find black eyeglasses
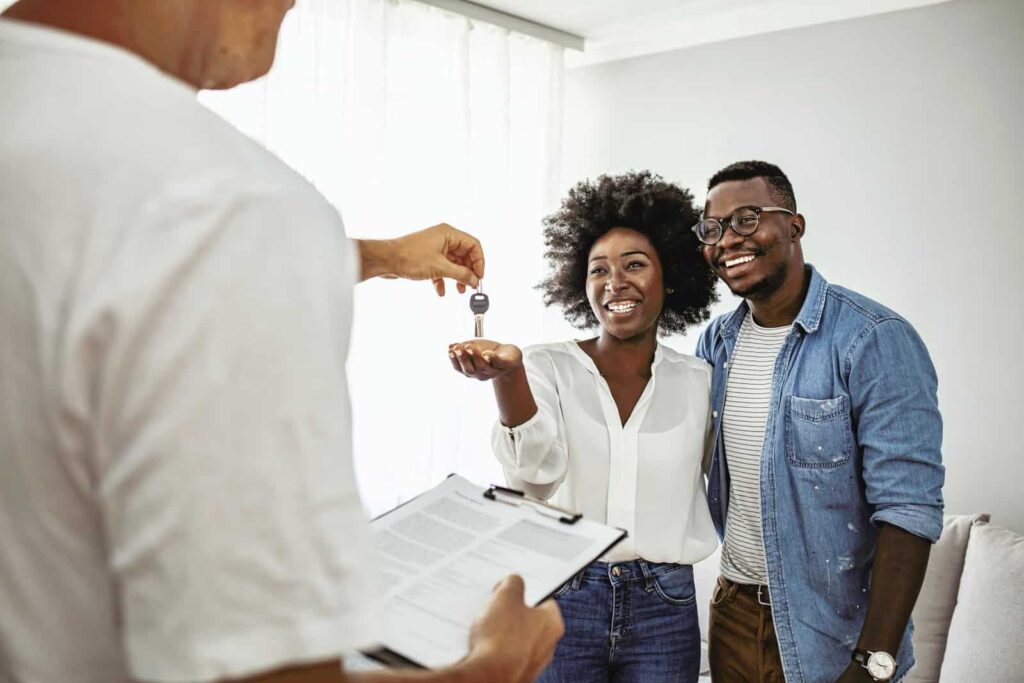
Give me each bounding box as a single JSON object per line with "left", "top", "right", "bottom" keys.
{"left": 692, "top": 206, "right": 795, "bottom": 246}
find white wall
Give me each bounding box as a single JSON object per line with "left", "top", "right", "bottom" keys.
{"left": 562, "top": 0, "right": 1024, "bottom": 532}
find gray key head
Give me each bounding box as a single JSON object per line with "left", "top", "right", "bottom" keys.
{"left": 470, "top": 292, "right": 490, "bottom": 314}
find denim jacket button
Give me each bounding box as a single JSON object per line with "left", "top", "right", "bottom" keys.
{"left": 713, "top": 411, "right": 719, "bottom": 418}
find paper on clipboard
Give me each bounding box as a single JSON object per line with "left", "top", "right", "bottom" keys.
{"left": 364, "top": 474, "right": 626, "bottom": 669}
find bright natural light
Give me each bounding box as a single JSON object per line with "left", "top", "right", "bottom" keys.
{"left": 200, "top": 0, "right": 571, "bottom": 516}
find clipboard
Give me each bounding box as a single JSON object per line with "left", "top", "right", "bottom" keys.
{"left": 483, "top": 484, "right": 583, "bottom": 525}
{"left": 362, "top": 474, "right": 627, "bottom": 670}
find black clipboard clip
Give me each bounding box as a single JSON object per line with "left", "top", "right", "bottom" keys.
{"left": 483, "top": 484, "right": 583, "bottom": 525}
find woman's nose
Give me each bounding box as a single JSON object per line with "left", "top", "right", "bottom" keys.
{"left": 604, "top": 276, "right": 627, "bottom": 292}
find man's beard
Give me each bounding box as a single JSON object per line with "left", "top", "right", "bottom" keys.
{"left": 728, "top": 258, "right": 789, "bottom": 301}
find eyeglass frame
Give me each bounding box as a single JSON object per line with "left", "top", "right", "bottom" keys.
{"left": 691, "top": 205, "right": 796, "bottom": 246}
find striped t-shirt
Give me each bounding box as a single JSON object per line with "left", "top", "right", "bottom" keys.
{"left": 720, "top": 312, "right": 792, "bottom": 586}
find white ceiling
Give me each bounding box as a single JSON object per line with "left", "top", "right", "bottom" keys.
{"left": 0, "top": 0, "right": 958, "bottom": 68}
{"left": 472, "top": 0, "right": 955, "bottom": 67}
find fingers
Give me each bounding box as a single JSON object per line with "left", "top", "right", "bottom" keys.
{"left": 449, "top": 342, "right": 506, "bottom": 380}
{"left": 447, "top": 346, "right": 464, "bottom": 374}
{"left": 434, "top": 261, "right": 480, "bottom": 292}
{"left": 493, "top": 574, "right": 526, "bottom": 604}
{"left": 430, "top": 223, "right": 483, "bottom": 292}
{"left": 449, "top": 343, "right": 483, "bottom": 378}
{"left": 536, "top": 599, "right": 565, "bottom": 638}
{"left": 441, "top": 224, "right": 486, "bottom": 281}
{"left": 433, "top": 278, "right": 445, "bottom": 297}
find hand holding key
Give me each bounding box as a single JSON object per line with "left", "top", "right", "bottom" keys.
{"left": 448, "top": 339, "right": 523, "bottom": 381}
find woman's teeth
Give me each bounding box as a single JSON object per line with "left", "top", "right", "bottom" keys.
{"left": 607, "top": 301, "right": 639, "bottom": 313}
{"left": 724, "top": 255, "right": 755, "bottom": 268}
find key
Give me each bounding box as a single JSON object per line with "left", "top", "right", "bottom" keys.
{"left": 469, "top": 283, "right": 489, "bottom": 338}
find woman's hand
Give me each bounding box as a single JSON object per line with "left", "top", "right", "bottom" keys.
{"left": 449, "top": 340, "right": 523, "bottom": 381}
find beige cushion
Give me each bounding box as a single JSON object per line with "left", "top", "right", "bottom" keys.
{"left": 939, "top": 521, "right": 1024, "bottom": 681}
{"left": 905, "top": 513, "right": 989, "bottom": 682}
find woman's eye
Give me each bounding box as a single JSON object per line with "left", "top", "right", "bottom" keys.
{"left": 626, "top": 261, "right": 645, "bottom": 269}
{"left": 590, "top": 267, "right": 607, "bottom": 275}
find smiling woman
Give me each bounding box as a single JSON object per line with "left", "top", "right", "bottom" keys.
{"left": 446, "top": 171, "right": 720, "bottom": 683}
{"left": 541, "top": 170, "right": 718, "bottom": 333}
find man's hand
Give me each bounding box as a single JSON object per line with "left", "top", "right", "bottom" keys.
{"left": 461, "top": 575, "right": 564, "bottom": 683}
{"left": 448, "top": 340, "right": 524, "bottom": 381}
{"left": 357, "top": 224, "right": 485, "bottom": 296}
{"left": 220, "top": 575, "right": 562, "bottom": 683}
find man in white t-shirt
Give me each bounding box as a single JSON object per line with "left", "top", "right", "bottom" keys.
{"left": 0, "top": 1, "right": 562, "bottom": 682}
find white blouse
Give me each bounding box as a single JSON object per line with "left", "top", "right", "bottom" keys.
{"left": 492, "top": 341, "right": 719, "bottom": 564}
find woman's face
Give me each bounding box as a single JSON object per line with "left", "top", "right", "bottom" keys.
{"left": 585, "top": 227, "right": 665, "bottom": 341}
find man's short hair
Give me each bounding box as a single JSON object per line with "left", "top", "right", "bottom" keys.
{"left": 708, "top": 160, "right": 797, "bottom": 212}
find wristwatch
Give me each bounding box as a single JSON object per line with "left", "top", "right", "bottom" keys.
{"left": 852, "top": 649, "right": 897, "bottom": 681}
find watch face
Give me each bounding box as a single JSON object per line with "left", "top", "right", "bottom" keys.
{"left": 867, "top": 652, "right": 897, "bottom": 679}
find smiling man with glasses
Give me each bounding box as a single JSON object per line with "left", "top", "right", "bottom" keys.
{"left": 693, "top": 161, "right": 944, "bottom": 682}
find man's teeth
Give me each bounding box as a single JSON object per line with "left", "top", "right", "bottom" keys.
{"left": 724, "top": 255, "right": 755, "bottom": 268}
{"left": 607, "top": 301, "right": 639, "bottom": 313}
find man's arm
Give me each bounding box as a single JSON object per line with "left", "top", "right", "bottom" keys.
{"left": 356, "top": 223, "right": 485, "bottom": 296}
{"left": 838, "top": 318, "right": 944, "bottom": 681}
{"left": 836, "top": 524, "right": 931, "bottom": 682}
{"left": 225, "top": 576, "right": 564, "bottom": 683}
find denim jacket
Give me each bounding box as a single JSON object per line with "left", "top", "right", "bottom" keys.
{"left": 696, "top": 265, "right": 944, "bottom": 682}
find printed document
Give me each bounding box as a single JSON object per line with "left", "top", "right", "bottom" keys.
{"left": 366, "top": 474, "right": 626, "bottom": 668}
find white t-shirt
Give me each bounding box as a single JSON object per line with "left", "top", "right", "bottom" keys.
{"left": 0, "top": 19, "right": 379, "bottom": 683}
{"left": 719, "top": 313, "right": 792, "bottom": 585}
{"left": 493, "top": 341, "right": 719, "bottom": 564}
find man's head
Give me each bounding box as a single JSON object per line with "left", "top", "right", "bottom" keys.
{"left": 2, "top": 0, "right": 295, "bottom": 89}
{"left": 699, "top": 160, "right": 806, "bottom": 301}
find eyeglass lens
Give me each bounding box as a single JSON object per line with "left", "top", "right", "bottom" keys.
{"left": 699, "top": 208, "right": 759, "bottom": 244}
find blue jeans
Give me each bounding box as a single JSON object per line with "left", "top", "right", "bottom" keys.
{"left": 538, "top": 559, "right": 701, "bottom": 683}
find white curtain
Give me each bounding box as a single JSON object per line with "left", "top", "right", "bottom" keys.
{"left": 200, "top": 0, "right": 567, "bottom": 515}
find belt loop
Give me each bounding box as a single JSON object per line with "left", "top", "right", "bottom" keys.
{"left": 570, "top": 567, "right": 585, "bottom": 590}
{"left": 724, "top": 576, "right": 739, "bottom": 603}
{"left": 757, "top": 584, "right": 771, "bottom": 607}
{"left": 637, "top": 558, "right": 656, "bottom": 592}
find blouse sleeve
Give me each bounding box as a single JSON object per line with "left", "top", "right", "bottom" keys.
{"left": 489, "top": 348, "right": 567, "bottom": 501}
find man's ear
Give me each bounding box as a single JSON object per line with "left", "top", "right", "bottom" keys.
{"left": 791, "top": 214, "right": 806, "bottom": 241}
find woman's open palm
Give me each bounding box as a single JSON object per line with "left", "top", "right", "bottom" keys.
{"left": 448, "top": 339, "right": 523, "bottom": 381}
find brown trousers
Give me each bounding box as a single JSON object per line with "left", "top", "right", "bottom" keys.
{"left": 708, "top": 576, "right": 786, "bottom": 683}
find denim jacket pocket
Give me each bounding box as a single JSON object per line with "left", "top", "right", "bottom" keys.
{"left": 784, "top": 395, "right": 853, "bottom": 468}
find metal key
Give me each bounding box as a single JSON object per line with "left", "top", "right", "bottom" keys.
{"left": 469, "top": 283, "right": 490, "bottom": 338}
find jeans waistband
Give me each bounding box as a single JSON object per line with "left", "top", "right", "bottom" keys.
{"left": 569, "top": 559, "right": 693, "bottom": 591}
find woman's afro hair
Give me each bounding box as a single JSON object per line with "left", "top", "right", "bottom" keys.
{"left": 538, "top": 170, "right": 718, "bottom": 334}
